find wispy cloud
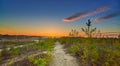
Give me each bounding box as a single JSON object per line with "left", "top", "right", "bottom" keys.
{"left": 94, "top": 13, "right": 120, "bottom": 22}
{"left": 63, "top": 6, "right": 109, "bottom": 22}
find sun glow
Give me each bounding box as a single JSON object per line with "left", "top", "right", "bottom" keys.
{"left": 0, "top": 20, "right": 69, "bottom": 37}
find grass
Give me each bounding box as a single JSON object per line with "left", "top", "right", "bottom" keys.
{"left": 0, "top": 40, "right": 35, "bottom": 49}
{"left": 8, "top": 53, "right": 51, "bottom": 66}
{"left": 28, "top": 54, "right": 51, "bottom": 66}
{"left": 1, "top": 37, "right": 119, "bottom": 66}
{"left": 58, "top": 37, "right": 120, "bottom": 66}
{"left": 0, "top": 38, "right": 55, "bottom": 66}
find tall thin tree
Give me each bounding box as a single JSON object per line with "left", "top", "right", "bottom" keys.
{"left": 81, "top": 19, "right": 96, "bottom": 38}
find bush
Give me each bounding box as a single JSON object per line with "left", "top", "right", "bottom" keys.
{"left": 9, "top": 47, "right": 21, "bottom": 57}
{"left": 69, "top": 44, "right": 80, "bottom": 54}
{"left": 59, "top": 37, "right": 120, "bottom": 66}
{"left": 28, "top": 54, "right": 51, "bottom": 66}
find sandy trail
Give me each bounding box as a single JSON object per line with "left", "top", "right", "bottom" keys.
{"left": 50, "top": 42, "right": 79, "bottom": 66}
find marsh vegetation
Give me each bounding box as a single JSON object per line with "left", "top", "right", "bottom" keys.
{"left": 0, "top": 38, "right": 55, "bottom": 66}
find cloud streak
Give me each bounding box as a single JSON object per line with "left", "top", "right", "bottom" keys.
{"left": 63, "top": 6, "right": 109, "bottom": 22}
{"left": 94, "top": 13, "right": 120, "bottom": 22}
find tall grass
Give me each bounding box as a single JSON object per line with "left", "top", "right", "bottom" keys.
{"left": 58, "top": 37, "right": 120, "bottom": 66}
{"left": 0, "top": 38, "right": 55, "bottom": 66}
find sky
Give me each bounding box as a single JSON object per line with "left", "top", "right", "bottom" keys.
{"left": 0, "top": 0, "right": 120, "bottom": 36}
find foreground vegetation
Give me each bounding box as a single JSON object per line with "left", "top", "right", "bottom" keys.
{"left": 0, "top": 40, "right": 35, "bottom": 49}
{"left": 0, "top": 38, "right": 55, "bottom": 66}
{"left": 58, "top": 37, "right": 120, "bottom": 66}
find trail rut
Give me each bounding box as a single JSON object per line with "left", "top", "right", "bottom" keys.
{"left": 50, "top": 42, "right": 79, "bottom": 66}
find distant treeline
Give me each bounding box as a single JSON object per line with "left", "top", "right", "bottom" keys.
{"left": 0, "top": 34, "right": 41, "bottom": 40}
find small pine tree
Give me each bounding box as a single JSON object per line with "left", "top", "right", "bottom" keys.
{"left": 81, "top": 19, "right": 96, "bottom": 38}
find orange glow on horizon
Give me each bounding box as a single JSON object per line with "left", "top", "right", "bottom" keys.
{"left": 0, "top": 28, "right": 87, "bottom": 37}
{"left": 0, "top": 29, "right": 68, "bottom": 37}
{"left": 0, "top": 31, "right": 67, "bottom": 37}
{"left": 0, "top": 21, "right": 69, "bottom": 37}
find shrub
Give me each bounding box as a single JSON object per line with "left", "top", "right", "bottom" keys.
{"left": 28, "top": 54, "right": 51, "bottom": 66}
{"left": 59, "top": 37, "right": 120, "bottom": 66}
{"left": 69, "top": 44, "right": 80, "bottom": 54}
{"left": 9, "top": 47, "right": 21, "bottom": 57}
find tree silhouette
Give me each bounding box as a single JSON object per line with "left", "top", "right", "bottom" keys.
{"left": 81, "top": 19, "right": 96, "bottom": 38}
{"left": 69, "top": 29, "right": 79, "bottom": 37}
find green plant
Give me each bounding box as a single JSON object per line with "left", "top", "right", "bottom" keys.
{"left": 58, "top": 37, "right": 120, "bottom": 66}
{"left": 28, "top": 55, "right": 34, "bottom": 62}
{"left": 38, "top": 38, "right": 54, "bottom": 52}
{"left": 81, "top": 47, "right": 89, "bottom": 66}
{"left": 34, "top": 58, "right": 47, "bottom": 66}
{"left": 28, "top": 54, "right": 51, "bottom": 66}
{"left": 91, "top": 44, "right": 99, "bottom": 64}
{"left": 9, "top": 47, "right": 21, "bottom": 57}
{"left": 69, "top": 44, "right": 79, "bottom": 54}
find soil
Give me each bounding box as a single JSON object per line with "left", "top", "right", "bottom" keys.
{"left": 50, "top": 42, "right": 79, "bottom": 66}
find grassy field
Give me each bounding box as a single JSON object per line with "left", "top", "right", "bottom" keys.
{"left": 0, "top": 38, "right": 55, "bottom": 66}
{"left": 0, "top": 37, "right": 120, "bottom": 66}
{"left": 58, "top": 37, "right": 120, "bottom": 66}
{"left": 0, "top": 40, "right": 35, "bottom": 49}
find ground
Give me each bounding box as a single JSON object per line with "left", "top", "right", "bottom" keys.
{"left": 50, "top": 42, "right": 79, "bottom": 66}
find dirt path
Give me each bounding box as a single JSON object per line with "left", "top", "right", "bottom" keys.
{"left": 50, "top": 42, "right": 79, "bottom": 66}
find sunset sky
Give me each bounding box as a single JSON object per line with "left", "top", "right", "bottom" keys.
{"left": 0, "top": 0, "right": 120, "bottom": 36}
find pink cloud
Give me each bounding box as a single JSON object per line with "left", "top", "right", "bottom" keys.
{"left": 63, "top": 6, "right": 109, "bottom": 22}
{"left": 94, "top": 13, "right": 120, "bottom": 22}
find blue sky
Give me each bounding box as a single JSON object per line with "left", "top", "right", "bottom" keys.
{"left": 0, "top": 0, "right": 120, "bottom": 36}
